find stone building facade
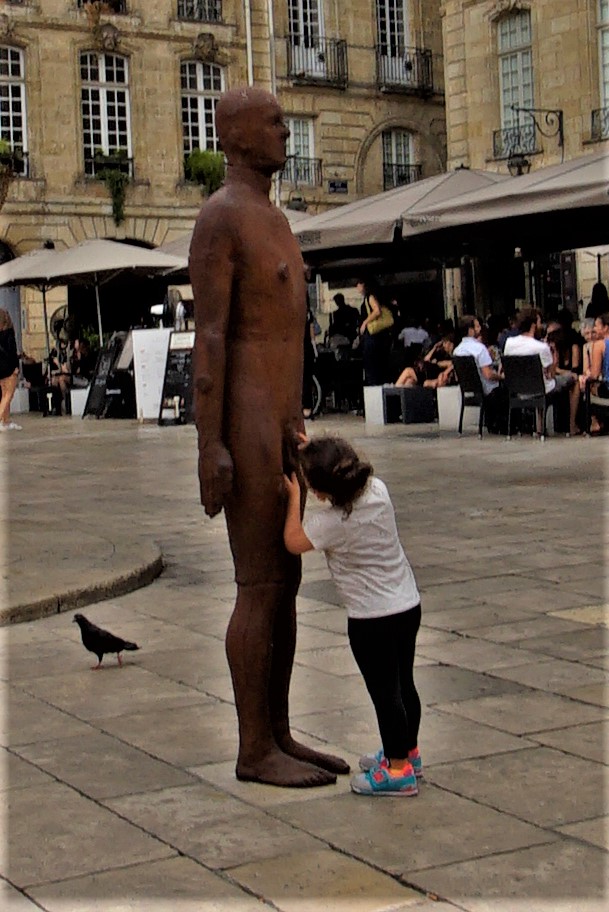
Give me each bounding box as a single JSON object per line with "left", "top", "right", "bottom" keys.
{"left": 0, "top": 0, "right": 446, "bottom": 356}
{"left": 440, "top": 0, "right": 609, "bottom": 310}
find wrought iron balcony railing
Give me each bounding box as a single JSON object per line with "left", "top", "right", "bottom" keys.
{"left": 85, "top": 153, "right": 133, "bottom": 179}
{"left": 286, "top": 38, "right": 348, "bottom": 89}
{"left": 77, "top": 0, "right": 127, "bottom": 11}
{"left": 177, "top": 0, "right": 222, "bottom": 22}
{"left": 492, "top": 124, "right": 539, "bottom": 159}
{"left": 281, "top": 156, "right": 322, "bottom": 187}
{"left": 591, "top": 107, "right": 609, "bottom": 142}
{"left": 0, "top": 149, "right": 29, "bottom": 177}
{"left": 383, "top": 162, "right": 422, "bottom": 191}
{"left": 376, "top": 46, "right": 433, "bottom": 95}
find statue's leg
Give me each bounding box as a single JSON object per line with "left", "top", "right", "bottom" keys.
{"left": 269, "top": 565, "right": 350, "bottom": 775}
{"left": 226, "top": 580, "right": 336, "bottom": 787}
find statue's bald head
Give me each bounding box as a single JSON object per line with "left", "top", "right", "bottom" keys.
{"left": 215, "top": 86, "right": 287, "bottom": 171}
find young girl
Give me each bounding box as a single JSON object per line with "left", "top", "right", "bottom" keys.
{"left": 284, "top": 434, "right": 422, "bottom": 797}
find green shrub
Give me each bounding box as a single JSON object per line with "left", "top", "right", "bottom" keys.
{"left": 184, "top": 148, "right": 225, "bottom": 195}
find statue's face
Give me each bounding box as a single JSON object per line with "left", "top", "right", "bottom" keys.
{"left": 222, "top": 96, "right": 290, "bottom": 175}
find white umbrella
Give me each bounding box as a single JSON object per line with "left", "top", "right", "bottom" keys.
{"left": 291, "top": 168, "right": 510, "bottom": 255}
{"left": 0, "top": 240, "right": 187, "bottom": 370}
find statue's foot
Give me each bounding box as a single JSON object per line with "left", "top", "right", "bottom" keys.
{"left": 236, "top": 749, "right": 337, "bottom": 788}
{"left": 278, "top": 736, "right": 350, "bottom": 775}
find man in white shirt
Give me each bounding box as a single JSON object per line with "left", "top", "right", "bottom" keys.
{"left": 503, "top": 314, "right": 555, "bottom": 393}
{"left": 398, "top": 321, "right": 430, "bottom": 350}
{"left": 453, "top": 315, "right": 506, "bottom": 433}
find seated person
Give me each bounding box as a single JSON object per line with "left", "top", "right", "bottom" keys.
{"left": 70, "top": 338, "right": 95, "bottom": 388}
{"left": 453, "top": 315, "right": 506, "bottom": 432}
{"left": 395, "top": 330, "right": 455, "bottom": 389}
{"left": 49, "top": 339, "right": 73, "bottom": 410}
{"left": 581, "top": 314, "right": 609, "bottom": 433}
{"left": 545, "top": 324, "right": 581, "bottom": 435}
{"left": 328, "top": 293, "right": 358, "bottom": 347}
{"left": 504, "top": 315, "right": 579, "bottom": 435}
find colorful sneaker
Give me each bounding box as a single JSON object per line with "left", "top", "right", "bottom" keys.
{"left": 359, "top": 746, "right": 423, "bottom": 778}
{"left": 351, "top": 763, "right": 418, "bottom": 797}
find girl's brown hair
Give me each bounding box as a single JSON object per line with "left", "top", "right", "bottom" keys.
{"left": 0, "top": 308, "right": 13, "bottom": 331}
{"left": 299, "top": 436, "right": 372, "bottom": 517}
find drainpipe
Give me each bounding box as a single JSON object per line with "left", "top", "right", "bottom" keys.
{"left": 244, "top": 0, "right": 254, "bottom": 86}
{"left": 266, "top": 0, "right": 282, "bottom": 205}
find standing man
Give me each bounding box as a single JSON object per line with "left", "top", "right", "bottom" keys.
{"left": 189, "top": 86, "right": 348, "bottom": 788}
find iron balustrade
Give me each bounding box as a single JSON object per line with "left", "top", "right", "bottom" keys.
{"left": 281, "top": 156, "right": 322, "bottom": 187}
{"left": 177, "top": 0, "right": 222, "bottom": 22}
{"left": 77, "top": 0, "right": 128, "bottom": 11}
{"left": 383, "top": 162, "right": 422, "bottom": 191}
{"left": 0, "top": 149, "right": 29, "bottom": 177}
{"left": 286, "top": 38, "right": 348, "bottom": 88}
{"left": 85, "top": 154, "right": 133, "bottom": 178}
{"left": 591, "top": 107, "right": 609, "bottom": 142}
{"left": 376, "top": 46, "right": 433, "bottom": 95}
{"left": 492, "top": 123, "right": 538, "bottom": 159}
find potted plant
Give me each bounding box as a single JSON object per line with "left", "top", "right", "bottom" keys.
{"left": 184, "top": 148, "right": 225, "bottom": 196}
{"left": 93, "top": 148, "right": 131, "bottom": 225}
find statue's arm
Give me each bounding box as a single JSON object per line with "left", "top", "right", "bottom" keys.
{"left": 190, "top": 211, "right": 235, "bottom": 517}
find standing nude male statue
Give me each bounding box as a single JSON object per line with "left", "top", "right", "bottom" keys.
{"left": 189, "top": 86, "right": 349, "bottom": 787}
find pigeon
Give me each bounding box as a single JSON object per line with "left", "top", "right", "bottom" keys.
{"left": 72, "top": 613, "right": 140, "bottom": 669}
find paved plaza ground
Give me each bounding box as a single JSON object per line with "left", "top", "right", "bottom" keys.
{"left": 0, "top": 413, "right": 607, "bottom": 911}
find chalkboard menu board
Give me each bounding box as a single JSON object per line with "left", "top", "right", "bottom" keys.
{"left": 158, "top": 330, "right": 195, "bottom": 425}
{"left": 84, "top": 333, "right": 127, "bottom": 418}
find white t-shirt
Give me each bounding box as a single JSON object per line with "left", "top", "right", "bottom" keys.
{"left": 398, "top": 327, "right": 429, "bottom": 348}
{"left": 303, "top": 476, "right": 420, "bottom": 620}
{"left": 453, "top": 336, "right": 498, "bottom": 396}
{"left": 503, "top": 334, "right": 555, "bottom": 393}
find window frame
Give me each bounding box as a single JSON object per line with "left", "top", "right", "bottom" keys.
{"left": 284, "top": 116, "right": 317, "bottom": 186}
{"left": 0, "top": 45, "right": 28, "bottom": 175}
{"left": 80, "top": 50, "right": 132, "bottom": 177}
{"left": 599, "top": 0, "right": 609, "bottom": 108}
{"left": 382, "top": 128, "right": 416, "bottom": 189}
{"left": 180, "top": 59, "right": 224, "bottom": 161}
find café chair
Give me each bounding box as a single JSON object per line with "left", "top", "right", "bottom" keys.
{"left": 452, "top": 355, "right": 486, "bottom": 437}
{"left": 584, "top": 377, "right": 609, "bottom": 435}
{"left": 502, "top": 354, "right": 547, "bottom": 441}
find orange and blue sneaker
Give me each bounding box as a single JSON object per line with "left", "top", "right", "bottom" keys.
{"left": 359, "top": 746, "right": 423, "bottom": 779}
{"left": 350, "top": 762, "right": 418, "bottom": 797}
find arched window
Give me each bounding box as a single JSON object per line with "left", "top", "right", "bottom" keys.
{"left": 180, "top": 60, "right": 224, "bottom": 157}
{"left": 0, "top": 45, "right": 28, "bottom": 175}
{"left": 382, "top": 129, "right": 420, "bottom": 189}
{"left": 80, "top": 51, "right": 132, "bottom": 176}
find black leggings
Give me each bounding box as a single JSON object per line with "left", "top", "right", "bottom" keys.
{"left": 348, "top": 605, "right": 421, "bottom": 760}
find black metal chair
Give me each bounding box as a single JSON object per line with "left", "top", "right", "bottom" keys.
{"left": 501, "top": 354, "right": 548, "bottom": 441}
{"left": 584, "top": 378, "right": 609, "bottom": 434}
{"left": 452, "top": 355, "right": 486, "bottom": 437}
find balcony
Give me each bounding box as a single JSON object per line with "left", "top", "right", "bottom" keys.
{"left": 383, "top": 163, "right": 422, "bottom": 191}
{"left": 177, "top": 0, "right": 222, "bottom": 22}
{"left": 0, "top": 149, "right": 29, "bottom": 177}
{"left": 286, "top": 38, "right": 348, "bottom": 89}
{"left": 492, "top": 124, "right": 540, "bottom": 159}
{"left": 85, "top": 152, "right": 133, "bottom": 179}
{"left": 376, "top": 46, "right": 433, "bottom": 96}
{"left": 281, "top": 156, "right": 322, "bottom": 187}
{"left": 77, "top": 0, "right": 127, "bottom": 11}
{"left": 591, "top": 107, "right": 609, "bottom": 142}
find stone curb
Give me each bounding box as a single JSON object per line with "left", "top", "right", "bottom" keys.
{"left": 1, "top": 549, "right": 164, "bottom": 626}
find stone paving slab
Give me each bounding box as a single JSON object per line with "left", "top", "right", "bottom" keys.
{"left": 1, "top": 416, "right": 607, "bottom": 910}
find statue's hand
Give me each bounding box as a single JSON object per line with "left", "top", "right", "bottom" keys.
{"left": 199, "top": 443, "right": 234, "bottom": 517}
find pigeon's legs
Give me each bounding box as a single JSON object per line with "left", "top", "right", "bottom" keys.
{"left": 226, "top": 580, "right": 336, "bottom": 787}
{"left": 117, "top": 653, "right": 123, "bottom": 667}
{"left": 91, "top": 660, "right": 103, "bottom": 670}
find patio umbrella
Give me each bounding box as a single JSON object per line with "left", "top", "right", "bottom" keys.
{"left": 292, "top": 168, "right": 510, "bottom": 257}
{"left": 402, "top": 150, "right": 609, "bottom": 252}
{"left": 0, "top": 239, "right": 187, "bottom": 373}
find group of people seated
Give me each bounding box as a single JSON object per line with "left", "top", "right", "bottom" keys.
{"left": 434, "top": 303, "right": 609, "bottom": 436}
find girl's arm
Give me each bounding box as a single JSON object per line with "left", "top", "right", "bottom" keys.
{"left": 283, "top": 473, "right": 315, "bottom": 555}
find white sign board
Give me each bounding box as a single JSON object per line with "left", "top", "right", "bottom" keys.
{"left": 132, "top": 328, "right": 172, "bottom": 420}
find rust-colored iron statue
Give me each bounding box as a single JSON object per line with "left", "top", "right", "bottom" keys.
{"left": 189, "top": 86, "right": 348, "bottom": 787}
